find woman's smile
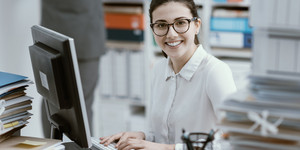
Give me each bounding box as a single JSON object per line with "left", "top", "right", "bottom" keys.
{"left": 165, "top": 40, "right": 183, "bottom": 47}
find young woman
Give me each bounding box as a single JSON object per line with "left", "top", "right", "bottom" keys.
{"left": 100, "top": 0, "right": 236, "bottom": 149}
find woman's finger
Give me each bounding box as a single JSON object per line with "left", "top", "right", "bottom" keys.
{"left": 104, "top": 133, "right": 123, "bottom": 146}
{"left": 115, "top": 133, "right": 129, "bottom": 148}
{"left": 99, "top": 136, "right": 111, "bottom": 144}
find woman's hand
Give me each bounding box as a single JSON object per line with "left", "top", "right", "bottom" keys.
{"left": 117, "top": 138, "right": 175, "bottom": 150}
{"left": 100, "top": 131, "right": 145, "bottom": 146}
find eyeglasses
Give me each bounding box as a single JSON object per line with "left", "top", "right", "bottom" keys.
{"left": 150, "top": 17, "right": 198, "bottom": 37}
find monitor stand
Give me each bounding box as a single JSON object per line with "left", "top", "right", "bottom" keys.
{"left": 45, "top": 100, "right": 95, "bottom": 150}
{"left": 50, "top": 117, "right": 94, "bottom": 150}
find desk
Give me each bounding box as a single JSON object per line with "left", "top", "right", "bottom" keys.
{"left": 0, "top": 136, "right": 61, "bottom": 150}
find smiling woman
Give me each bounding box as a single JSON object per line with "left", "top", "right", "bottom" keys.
{"left": 98, "top": 0, "right": 237, "bottom": 150}
{"left": 150, "top": 1, "right": 201, "bottom": 73}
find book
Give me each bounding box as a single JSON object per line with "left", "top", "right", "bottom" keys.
{"left": 128, "top": 51, "right": 144, "bottom": 100}
{"left": 210, "top": 31, "right": 244, "bottom": 48}
{"left": 227, "top": 132, "right": 300, "bottom": 150}
{"left": 1, "top": 112, "right": 32, "bottom": 124}
{"left": 100, "top": 51, "right": 114, "bottom": 97}
{"left": 213, "top": 9, "right": 249, "bottom": 18}
{"left": 219, "top": 118, "right": 300, "bottom": 141}
{"left": 213, "top": 0, "right": 226, "bottom": 2}
{"left": 227, "top": 0, "right": 244, "bottom": 2}
{"left": 1, "top": 112, "right": 31, "bottom": 121}
{"left": 0, "top": 80, "right": 33, "bottom": 96}
{"left": 105, "top": 13, "right": 144, "bottom": 30}
{"left": 0, "top": 71, "right": 33, "bottom": 142}
{"left": 0, "top": 120, "right": 28, "bottom": 135}
{"left": 210, "top": 17, "right": 253, "bottom": 33}
{"left": 107, "top": 29, "right": 144, "bottom": 42}
{"left": 113, "top": 50, "right": 129, "bottom": 98}
{"left": 0, "top": 104, "right": 32, "bottom": 119}
{"left": 0, "top": 91, "right": 26, "bottom": 101}
{"left": 106, "top": 41, "right": 144, "bottom": 50}
{"left": 5, "top": 100, "right": 32, "bottom": 111}
{"left": 1, "top": 96, "right": 33, "bottom": 108}
{"left": 104, "top": 5, "right": 143, "bottom": 14}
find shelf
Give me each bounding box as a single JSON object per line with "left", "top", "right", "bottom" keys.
{"left": 211, "top": 47, "right": 252, "bottom": 59}
{"left": 103, "top": 0, "right": 144, "bottom": 4}
{"left": 130, "top": 100, "right": 146, "bottom": 107}
{"left": 212, "top": 2, "right": 250, "bottom": 8}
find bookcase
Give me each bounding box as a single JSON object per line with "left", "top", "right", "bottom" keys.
{"left": 96, "top": 0, "right": 252, "bottom": 137}
{"left": 194, "top": 0, "right": 252, "bottom": 59}
{"left": 97, "top": 0, "right": 151, "bottom": 137}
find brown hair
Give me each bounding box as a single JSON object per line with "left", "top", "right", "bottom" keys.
{"left": 149, "top": 0, "right": 200, "bottom": 58}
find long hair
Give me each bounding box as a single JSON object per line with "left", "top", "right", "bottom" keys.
{"left": 149, "top": 0, "right": 200, "bottom": 58}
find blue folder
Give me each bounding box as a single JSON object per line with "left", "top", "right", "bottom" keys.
{"left": 0, "top": 71, "right": 27, "bottom": 88}
{"left": 210, "top": 17, "right": 253, "bottom": 33}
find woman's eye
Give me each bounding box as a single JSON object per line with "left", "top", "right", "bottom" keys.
{"left": 157, "top": 23, "right": 167, "bottom": 28}
{"left": 176, "top": 20, "right": 187, "bottom": 26}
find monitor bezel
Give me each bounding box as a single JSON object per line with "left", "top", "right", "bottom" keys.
{"left": 29, "top": 25, "right": 92, "bottom": 148}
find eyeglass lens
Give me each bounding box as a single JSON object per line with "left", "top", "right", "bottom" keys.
{"left": 152, "top": 19, "right": 190, "bottom": 36}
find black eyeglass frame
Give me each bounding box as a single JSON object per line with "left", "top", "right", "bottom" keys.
{"left": 150, "top": 17, "right": 198, "bottom": 37}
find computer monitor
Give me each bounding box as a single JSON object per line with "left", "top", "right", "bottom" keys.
{"left": 29, "top": 25, "right": 92, "bottom": 148}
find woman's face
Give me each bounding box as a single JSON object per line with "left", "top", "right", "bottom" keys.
{"left": 152, "top": 2, "right": 200, "bottom": 60}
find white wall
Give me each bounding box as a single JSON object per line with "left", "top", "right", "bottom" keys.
{"left": 0, "top": 0, "right": 43, "bottom": 138}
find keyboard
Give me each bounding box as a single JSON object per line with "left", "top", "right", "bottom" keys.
{"left": 91, "top": 137, "right": 117, "bottom": 150}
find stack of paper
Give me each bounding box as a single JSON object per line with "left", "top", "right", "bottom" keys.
{"left": 218, "top": 75, "right": 300, "bottom": 150}
{"left": 0, "top": 71, "right": 33, "bottom": 142}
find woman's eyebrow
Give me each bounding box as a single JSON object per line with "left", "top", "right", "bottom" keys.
{"left": 174, "top": 17, "right": 187, "bottom": 20}
{"left": 154, "top": 19, "right": 167, "bottom": 23}
{"left": 154, "top": 17, "right": 189, "bottom": 23}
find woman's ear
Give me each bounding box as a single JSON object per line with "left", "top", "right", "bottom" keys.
{"left": 195, "top": 18, "right": 201, "bottom": 34}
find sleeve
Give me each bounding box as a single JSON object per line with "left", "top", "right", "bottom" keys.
{"left": 206, "top": 61, "right": 237, "bottom": 119}
{"left": 145, "top": 130, "right": 155, "bottom": 142}
{"left": 144, "top": 61, "right": 158, "bottom": 142}
{"left": 145, "top": 59, "right": 166, "bottom": 142}
{"left": 175, "top": 143, "right": 184, "bottom": 150}
{"left": 144, "top": 100, "right": 155, "bottom": 142}
{"left": 144, "top": 87, "right": 155, "bottom": 141}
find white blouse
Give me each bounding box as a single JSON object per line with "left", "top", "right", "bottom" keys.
{"left": 145, "top": 45, "right": 237, "bottom": 149}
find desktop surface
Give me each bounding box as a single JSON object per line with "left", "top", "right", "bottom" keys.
{"left": 0, "top": 136, "right": 61, "bottom": 150}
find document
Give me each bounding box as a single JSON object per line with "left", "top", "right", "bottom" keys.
{"left": 0, "top": 71, "right": 27, "bottom": 88}
{"left": 0, "top": 80, "right": 33, "bottom": 95}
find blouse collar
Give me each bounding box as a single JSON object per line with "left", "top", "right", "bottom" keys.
{"left": 165, "top": 45, "right": 207, "bottom": 81}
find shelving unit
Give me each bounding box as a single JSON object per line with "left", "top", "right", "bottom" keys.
{"left": 96, "top": 0, "right": 253, "bottom": 137}
{"left": 97, "top": 0, "right": 153, "bottom": 137}
{"left": 211, "top": 47, "right": 252, "bottom": 58}
{"left": 208, "top": 1, "right": 252, "bottom": 59}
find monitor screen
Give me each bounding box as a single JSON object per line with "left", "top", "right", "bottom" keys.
{"left": 29, "top": 25, "right": 92, "bottom": 148}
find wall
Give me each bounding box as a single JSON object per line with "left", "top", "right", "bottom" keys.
{"left": 0, "top": 0, "right": 43, "bottom": 138}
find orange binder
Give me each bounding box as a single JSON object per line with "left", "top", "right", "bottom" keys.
{"left": 105, "top": 13, "right": 144, "bottom": 30}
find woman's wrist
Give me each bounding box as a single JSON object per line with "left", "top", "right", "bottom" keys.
{"left": 137, "top": 131, "right": 146, "bottom": 140}
{"left": 165, "top": 144, "right": 175, "bottom": 150}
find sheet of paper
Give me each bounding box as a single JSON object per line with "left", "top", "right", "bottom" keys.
{"left": 20, "top": 140, "right": 47, "bottom": 146}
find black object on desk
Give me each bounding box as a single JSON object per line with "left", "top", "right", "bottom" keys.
{"left": 181, "top": 129, "right": 218, "bottom": 150}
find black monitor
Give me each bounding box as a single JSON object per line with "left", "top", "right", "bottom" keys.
{"left": 29, "top": 25, "right": 92, "bottom": 148}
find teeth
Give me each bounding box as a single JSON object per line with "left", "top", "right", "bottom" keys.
{"left": 167, "top": 41, "right": 181, "bottom": 46}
